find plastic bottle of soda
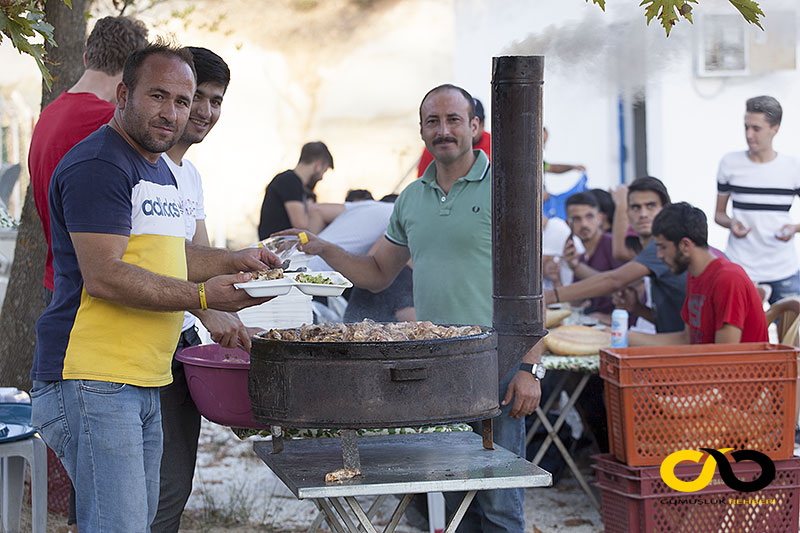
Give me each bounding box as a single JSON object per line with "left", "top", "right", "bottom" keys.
{"left": 611, "top": 309, "right": 629, "bottom": 348}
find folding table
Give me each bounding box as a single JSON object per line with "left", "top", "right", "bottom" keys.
{"left": 254, "top": 431, "right": 551, "bottom": 532}
{"left": 527, "top": 354, "right": 601, "bottom": 509}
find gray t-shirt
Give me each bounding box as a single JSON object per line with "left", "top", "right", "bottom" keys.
{"left": 308, "top": 201, "right": 395, "bottom": 272}
{"left": 343, "top": 265, "right": 413, "bottom": 323}
{"left": 633, "top": 240, "right": 687, "bottom": 333}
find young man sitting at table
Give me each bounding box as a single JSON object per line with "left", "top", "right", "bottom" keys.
{"left": 544, "top": 176, "right": 686, "bottom": 334}
{"left": 562, "top": 191, "right": 622, "bottom": 316}
{"left": 628, "top": 202, "right": 768, "bottom": 346}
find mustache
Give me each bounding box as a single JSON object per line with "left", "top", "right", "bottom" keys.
{"left": 151, "top": 119, "right": 176, "bottom": 131}
{"left": 433, "top": 136, "right": 458, "bottom": 145}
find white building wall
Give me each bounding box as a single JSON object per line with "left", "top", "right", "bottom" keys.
{"left": 456, "top": 0, "right": 800, "bottom": 257}
{"left": 647, "top": 11, "right": 800, "bottom": 251}
{"left": 453, "top": 0, "right": 621, "bottom": 191}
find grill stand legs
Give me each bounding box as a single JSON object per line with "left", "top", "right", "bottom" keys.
{"left": 341, "top": 429, "right": 362, "bottom": 474}
{"left": 270, "top": 425, "right": 284, "bottom": 454}
{"left": 481, "top": 418, "right": 494, "bottom": 450}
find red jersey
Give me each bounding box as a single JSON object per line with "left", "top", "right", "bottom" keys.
{"left": 417, "top": 131, "right": 491, "bottom": 177}
{"left": 680, "top": 257, "right": 768, "bottom": 344}
{"left": 28, "top": 92, "right": 115, "bottom": 290}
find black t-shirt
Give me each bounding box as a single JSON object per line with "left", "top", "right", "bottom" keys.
{"left": 257, "top": 170, "right": 306, "bottom": 240}
{"left": 343, "top": 265, "right": 414, "bottom": 323}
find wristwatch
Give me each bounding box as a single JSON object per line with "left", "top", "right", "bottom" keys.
{"left": 519, "top": 362, "right": 546, "bottom": 380}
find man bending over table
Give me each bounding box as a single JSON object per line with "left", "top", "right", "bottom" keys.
{"left": 628, "top": 202, "right": 768, "bottom": 346}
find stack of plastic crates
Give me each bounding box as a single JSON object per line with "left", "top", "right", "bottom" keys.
{"left": 594, "top": 342, "right": 800, "bottom": 532}
{"left": 593, "top": 453, "right": 800, "bottom": 532}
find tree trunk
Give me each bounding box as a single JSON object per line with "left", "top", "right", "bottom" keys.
{"left": 0, "top": 0, "right": 88, "bottom": 391}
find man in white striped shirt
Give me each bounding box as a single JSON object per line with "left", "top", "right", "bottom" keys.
{"left": 714, "top": 95, "right": 800, "bottom": 304}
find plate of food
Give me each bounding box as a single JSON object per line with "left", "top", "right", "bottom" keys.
{"left": 234, "top": 268, "right": 295, "bottom": 297}
{"left": 287, "top": 271, "right": 353, "bottom": 297}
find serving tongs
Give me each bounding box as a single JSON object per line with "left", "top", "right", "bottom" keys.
{"left": 278, "top": 259, "right": 306, "bottom": 273}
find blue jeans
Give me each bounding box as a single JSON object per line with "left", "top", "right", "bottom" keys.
{"left": 31, "top": 379, "right": 163, "bottom": 533}
{"left": 765, "top": 271, "right": 800, "bottom": 305}
{"left": 152, "top": 327, "right": 202, "bottom": 533}
{"left": 443, "top": 367, "right": 526, "bottom": 532}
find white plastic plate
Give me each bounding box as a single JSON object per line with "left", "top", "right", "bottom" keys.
{"left": 234, "top": 277, "right": 295, "bottom": 297}
{"left": 287, "top": 271, "right": 353, "bottom": 297}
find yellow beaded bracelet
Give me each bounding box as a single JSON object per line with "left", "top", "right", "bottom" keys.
{"left": 198, "top": 282, "right": 208, "bottom": 311}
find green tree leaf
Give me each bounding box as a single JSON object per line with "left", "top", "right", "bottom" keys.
{"left": 0, "top": 0, "right": 60, "bottom": 89}
{"left": 729, "top": 0, "right": 764, "bottom": 29}
{"left": 639, "top": 0, "right": 698, "bottom": 36}
{"left": 585, "top": 0, "right": 764, "bottom": 36}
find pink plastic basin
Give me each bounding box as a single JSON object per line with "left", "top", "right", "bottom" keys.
{"left": 175, "top": 344, "right": 268, "bottom": 429}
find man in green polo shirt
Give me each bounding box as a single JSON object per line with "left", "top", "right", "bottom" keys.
{"left": 279, "top": 84, "right": 541, "bottom": 532}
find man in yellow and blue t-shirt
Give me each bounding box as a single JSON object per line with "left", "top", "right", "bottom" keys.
{"left": 30, "top": 43, "right": 279, "bottom": 532}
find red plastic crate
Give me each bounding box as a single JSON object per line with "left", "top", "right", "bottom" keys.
{"left": 599, "top": 343, "right": 799, "bottom": 467}
{"left": 593, "top": 453, "right": 800, "bottom": 533}
{"left": 46, "top": 446, "right": 71, "bottom": 516}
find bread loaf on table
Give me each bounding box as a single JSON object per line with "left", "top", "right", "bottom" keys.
{"left": 543, "top": 324, "right": 610, "bottom": 356}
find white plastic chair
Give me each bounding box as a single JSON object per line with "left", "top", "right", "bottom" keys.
{"left": 0, "top": 434, "right": 47, "bottom": 532}
{"left": 765, "top": 297, "right": 800, "bottom": 432}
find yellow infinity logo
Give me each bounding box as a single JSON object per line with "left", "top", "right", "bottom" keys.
{"left": 660, "top": 448, "right": 733, "bottom": 492}
{"left": 660, "top": 448, "right": 776, "bottom": 493}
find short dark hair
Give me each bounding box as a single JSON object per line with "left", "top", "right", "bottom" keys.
{"left": 627, "top": 176, "right": 671, "bottom": 207}
{"left": 590, "top": 189, "right": 615, "bottom": 222}
{"left": 652, "top": 202, "right": 708, "bottom": 248}
{"left": 85, "top": 16, "right": 149, "bottom": 75}
{"left": 419, "top": 84, "right": 475, "bottom": 122}
{"left": 187, "top": 46, "right": 230, "bottom": 91}
{"left": 565, "top": 191, "right": 599, "bottom": 210}
{"left": 380, "top": 194, "right": 398, "bottom": 203}
{"left": 473, "top": 98, "right": 485, "bottom": 121}
{"left": 122, "top": 40, "right": 196, "bottom": 93}
{"left": 298, "top": 141, "right": 334, "bottom": 169}
{"left": 345, "top": 189, "right": 373, "bottom": 202}
{"left": 746, "top": 95, "right": 782, "bottom": 127}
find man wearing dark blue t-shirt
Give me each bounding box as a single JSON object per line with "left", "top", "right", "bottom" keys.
{"left": 30, "top": 43, "right": 280, "bottom": 532}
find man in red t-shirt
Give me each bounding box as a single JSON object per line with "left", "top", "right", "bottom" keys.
{"left": 28, "top": 16, "right": 148, "bottom": 295}
{"left": 416, "top": 97, "right": 490, "bottom": 176}
{"left": 629, "top": 202, "right": 767, "bottom": 345}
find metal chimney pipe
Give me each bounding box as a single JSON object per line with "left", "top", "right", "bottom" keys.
{"left": 492, "top": 56, "right": 546, "bottom": 379}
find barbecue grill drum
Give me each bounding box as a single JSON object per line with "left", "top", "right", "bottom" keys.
{"left": 249, "top": 327, "right": 500, "bottom": 429}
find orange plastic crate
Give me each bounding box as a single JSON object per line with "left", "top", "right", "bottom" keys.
{"left": 599, "top": 343, "right": 799, "bottom": 467}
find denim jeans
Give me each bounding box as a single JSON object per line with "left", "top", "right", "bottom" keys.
{"left": 31, "top": 379, "right": 163, "bottom": 533}
{"left": 443, "top": 367, "right": 526, "bottom": 532}
{"left": 42, "top": 287, "right": 79, "bottom": 525}
{"left": 151, "top": 327, "right": 202, "bottom": 533}
{"left": 765, "top": 271, "right": 800, "bottom": 305}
